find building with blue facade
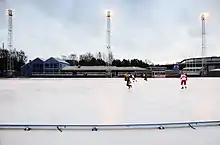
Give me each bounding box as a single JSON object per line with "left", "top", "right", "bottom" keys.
{"left": 21, "top": 57, "right": 70, "bottom": 77}
{"left": 21, "top": 57, "right": 45, "bottom": 76}
{"left": 44, "top": 57, "right": 70, "bottom": 73}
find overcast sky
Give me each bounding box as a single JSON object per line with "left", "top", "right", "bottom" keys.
{"left": 0, "top": 0, "right": 220, "bottom": 64}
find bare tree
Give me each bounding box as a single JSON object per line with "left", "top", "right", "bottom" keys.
{"left": 86, "top": 52, "right": 93, "bottom": 61}
{"left": 68, "top": 53, "right": 78, "bottom": 61}
{"left": 61, "top": 55, "right": 67, "bottom": 60}
{"left": 101, "top": 53, "right": 107, "bottom": 62}
{"left": 145, "top": 59, "right": 153, "bottom": 65}
{"left": 95, "top": 52, "right": 102, "bottom": 60}
{"left": 108, "top": 51, "right": 114, "bottom": 64}
{"left": 79, "top": 52, "right": 94, "bottom": 61}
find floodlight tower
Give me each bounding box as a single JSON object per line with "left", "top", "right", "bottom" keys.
{"left": 6, "top": 9, "right": 14, "bottom": 76}
{"left": 106, "top": 10, "right": 112, "bottom": 77}
{"left": 200, "top": 13, "right": 208, "bottom": 76}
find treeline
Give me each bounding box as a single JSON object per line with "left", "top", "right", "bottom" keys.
{"left": 62, "top": 52, "right": 151, "bottom": 68}
{"left": 0, "top": 46, "right": 27, "bottom": 76}
{"left": 62, "top": 52, "right": 181, "bottom": 70}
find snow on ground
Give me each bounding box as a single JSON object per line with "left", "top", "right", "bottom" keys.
{"left": 0, "top": 78, "right": 220, "bottom": 145}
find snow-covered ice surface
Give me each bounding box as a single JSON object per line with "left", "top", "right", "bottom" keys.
{"left": 0, "top": 78, "right": 220, "bottom": 145}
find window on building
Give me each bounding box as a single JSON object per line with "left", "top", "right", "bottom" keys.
{"left": 54, "top": 64, "right": 58, "bottom": 68}
{"left": 49, "top": 64, "right": 53, "bottom": 68}
{"left": 45, "top": 64, "right": 49, "bottom": 68}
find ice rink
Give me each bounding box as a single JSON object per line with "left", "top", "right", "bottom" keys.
{"left": 0, "top": 78, "right": 220, "bottom": 145}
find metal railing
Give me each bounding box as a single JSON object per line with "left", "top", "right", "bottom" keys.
{"left": 0, "top": 120, "right": 219, "bottom": 132}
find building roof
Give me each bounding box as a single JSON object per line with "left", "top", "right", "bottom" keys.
{"left": 21, "top": 63, "right": 31, "bottom": 68}
{"left": 62, "top": 66, "right": 147, "bottom": 71}
{"left": 209, "top": 68, "right": 220, "bottom": 72}
{"left": 21, "top": 57, "right": 44, "bottom": 68}
{"left": 53, "top": 57, "right": 70, "bottom": 65}
{"left": 183, "top": 67, "right": 202, "bottom": 69}
{"left": 45, "top": 57, "right": 69, "bottom": 65}
{"left": 150, "top": 66, "right": 167, "bottom": 71}
{"left": 38, "top": 58, "right": 46, "bottom": 61}
{"left": 179, "top": 56, "right": 220, "bottom": 64}
{"left": 31, "top": 57, "right": 45, "bottom": 62}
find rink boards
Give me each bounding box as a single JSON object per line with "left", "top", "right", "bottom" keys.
{"left": 0, "top": 120, "right": 220, "bottom": 131}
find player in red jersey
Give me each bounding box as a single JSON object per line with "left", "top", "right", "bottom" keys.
{"left": 180, "top": 71, "right": 187, "bottom": 89}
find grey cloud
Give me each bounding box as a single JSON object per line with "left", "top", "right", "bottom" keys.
{"left": 206, "top": 0, "right": 220, "bottom": 14}
{"left": 0, "top": 0, "right": 6, "bottom": 43}
{"left": 2, "top": 0, "right": 220, "bottom": 63}
{"left": 0, "top": 0, "right": 6, "bottom": 28}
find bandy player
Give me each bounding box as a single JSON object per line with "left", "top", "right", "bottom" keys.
{"left": 180, "top": 71, "right": 187, "bottom": 89}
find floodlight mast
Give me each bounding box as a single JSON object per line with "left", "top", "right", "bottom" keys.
{"left": 106, "top": 10, "right": 112, "bottom": 77}
{"left": 201, "top": 13, "right": 208, "bottom": 76}
{"left": 6, "top": 9, "right": 14, "bottom": 77}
